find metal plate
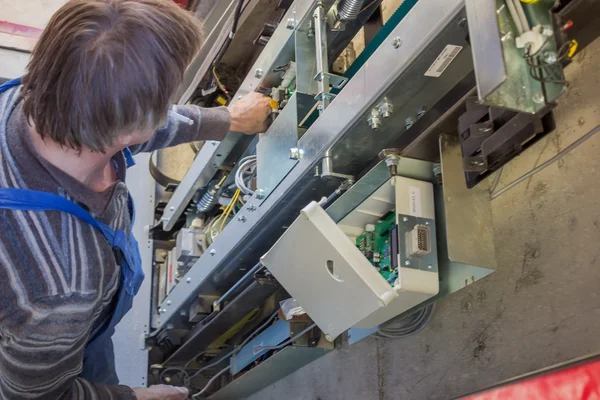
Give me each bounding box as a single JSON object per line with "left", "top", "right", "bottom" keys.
{"left": 230, "top": 319, "right": 290, "bottom": 374}
{"left": 112, "top": 153, "right": 155, "bottom": 387}
{"left": 209, "top": 346, "right": 332, "bottom": 400}
{"left": 440, "top": 134, "right": 497, "bottom": 269}
{"left": 256, "top": 94, "right": 301, "bottom": 199}
{"left": 465, "top": 0, "right": 506, "bottom": 102}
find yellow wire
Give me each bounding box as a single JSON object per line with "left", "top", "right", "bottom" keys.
{"left": 219, "top": 189, "right": 240, "bottom": 232}
{"left": 216, "top": 173, "right": 228, "bottom": 187}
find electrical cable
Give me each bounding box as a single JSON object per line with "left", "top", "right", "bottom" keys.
{"left": 184, "top": 309, "right": 280, "bottom": 385}
{"left": 489, "top": 167, "right": 503, "bottom": 195}
{"left": 149, "top": 151, "right": 181, "bottom": 187}
{"left": 218, "top": 189, "right": 240, "bottom": 232}
{"left": 192, "top": 366, "right": 230, "bottom": 399}
{"left": 251, "top": 323, "right": 317, "bottom": 352}
{"left": 234, "top": 155, "right": 257, "bottom": 196}
{"left": 491, "top": 124, "right": 600, "bottom": 200}
{"left": 376, "top": 303, "right": 435, "bottom": 338}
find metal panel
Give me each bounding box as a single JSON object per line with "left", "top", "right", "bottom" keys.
{"left": 209, "top": 346, "right": 332, "bottom": 400}
{"left": 164, "top": 281, "right": 280, "bottom": 366}
{"left": 465, "top": 0, "right": 506, "bottom": 101}
{"left": 112, "top": 153, "right": 155, "bottom": 387}
{"left": 256, "top": 94, "right": 300, "bottom": 198}
{"left": 230, "top": 319, "right": 290, "bottom": 375}
{"left": 159, "top": 0, "right": 469, "bottom": 327}
{"left": 440, "top": 134, "right": 497, "bottom": 270}
{"left": 177, "top": 0, "right": 261, "bottom": 104}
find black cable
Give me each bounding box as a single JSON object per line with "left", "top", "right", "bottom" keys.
{"left": 149, "top": 151, "right": 181, "bottom": 187}
{"left": 376, "top": 304, "right": 435, "bottom": 338}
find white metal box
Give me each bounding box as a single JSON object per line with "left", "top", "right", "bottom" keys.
{"left": 261, "top": 176, "right": 439, "bottom": 340}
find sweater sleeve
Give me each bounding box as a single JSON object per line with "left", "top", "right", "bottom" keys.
{"left": 129, "top": 105, "right": 231, "bottom": 154}
{"left": 0, "top": 283, "right": 136, "bottom": 399}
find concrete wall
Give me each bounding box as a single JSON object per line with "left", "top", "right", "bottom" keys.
{"left": 0, "top": 0, "right": 66, "bottom": 78}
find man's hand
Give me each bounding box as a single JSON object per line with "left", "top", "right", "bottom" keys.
{"left": 228, "top": 92, "right": 271, "bottom": 135}
{"left": 132, "top": 385, "right": 188, "bottom": 400}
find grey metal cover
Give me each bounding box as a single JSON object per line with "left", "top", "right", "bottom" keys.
{"left": 261, "top": 202, "right": 395, "bottom": 340}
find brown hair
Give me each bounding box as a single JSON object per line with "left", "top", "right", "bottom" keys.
{"left": 22, "top": 0, "right": 203, "bottom": 152}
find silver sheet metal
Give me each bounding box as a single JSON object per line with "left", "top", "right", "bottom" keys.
{"left": 158, "top": 0, "right": 470, "bottom": 327}
{"left": 209, "top": 346, "right": 332, "bottom": 400}
{"left": 113, "top": 153, "right": 155, "bottom": 387}
{"left": 465, "top": 0, "right": 506, "bottom": 102}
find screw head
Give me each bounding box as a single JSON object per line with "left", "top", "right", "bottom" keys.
{"left": 542, "top": 50, "right": 558, "bottom": 64}
{"left": 405, "top": 260, "right": 410, "bottom": 266}
{"left": 237, "top": 95, "right": 242, "bottom": 100}
{"left": 256, "top": 189, "right": 265, "bottom": 199}
{"left": 286, "top": 18, "right": 296, "bottom": 29}
{"left": 325, "top": 334, "right": 334, "bottom": 342}
{"left": 405, "top": 117, "right": 415, "bottom": 130}
{"left": 161, "top": 217, "right": 170, "bottom": 222}
{"left": 210, "top": 249, "right": 216, "bottom": 256}
{"left": 169, "top": 206, "right": 175, "bottom": 211}
{"left": 247, "top": 204, "right": 257, "bottom": 211}
{"left": 392, "top": 37, "right": 402, "bottom": 48}
{"left": 167, "top": 300, "right": 171, "bottom": 305}
{"left": 403, "top": 217, "right": 408, "bottom": 222}
{"left": 255, "top": 68, "right": 264, "bottom": 78}
{"left": 428, "top": 265, "right": 432, "bottom": 269}
{"left": 533, "top": 93, "right": 545, "bottom": 104}
{"left": 237, "top": 215, "right": 247, "bottom": 222}
{"left": 186, "top": 277, "right": 191, "bottom": 283}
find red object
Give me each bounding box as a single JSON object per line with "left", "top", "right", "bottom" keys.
{"left": 171, "top": 0, "right": 189, "bottom": 8}
{"left": 562, "top": 20, "right": 574, "bottom": 31}
{"left": 464, "top": 360, "right": 600, "bottom": 400}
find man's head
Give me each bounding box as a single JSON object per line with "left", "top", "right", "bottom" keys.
{"left": 22, "top": 0, "right": 203, "bottom": 152}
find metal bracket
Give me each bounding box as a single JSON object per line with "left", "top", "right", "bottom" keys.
{"left": 314, "top": 92, "right": 337, "bottom": 102}
{"left": 320, "top": 154, "right": 354, "bottom": 181}
{"left": 313, "top": 72, "right": 349, "bottom": 90}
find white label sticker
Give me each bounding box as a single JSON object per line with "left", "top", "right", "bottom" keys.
{"left": 409, "top": 186, "right": 422, "bottom": 217}
{"left": 424, "top": 45, "right": 463, "bottom": 77}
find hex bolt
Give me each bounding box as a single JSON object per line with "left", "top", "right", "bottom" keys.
{"left": 416, "top": 106, "right": 426, "bottom": 119}
{"left": 533, "top": 93, "right": 545, "bottom": 104}
{"left": 210, "top": 249, "right": 216, "bottom": 256}
{"left": 255, "top": 68, "right": 264, "bottom": 78}
{"left": 238, "top": 215, "right": 247, "bottom": 222}
{"left": 542, "top": 50, "right": 558, "bottom": 64}
{"left": 405, "top": 260, "right": 410, "bottom": 266}
{"left": 186, "top": 277, "right": 191, "bottom": 283}
{"left": 247, "top": 204, "right": 257, "bottom": 211}
{"left": 166, "top": 300, "right": 171, "bottom": 306}
{"left": 378, "top": 148, "right": 401, "bottom": 177}
{"left": 286, "top": 18, "right": 296, "bottom": 29}
{"left": 256, "top": 189, "right": 265, "bottom": 199}
{"left": 289, "top": 148, "right": 304, "bottom": 160}
{"left": 378, "top": 100, "right": 394, "bottom": 119}
{"left": 392, "top": 37, "right": 402, "bottom": 48}
{"left": 405, "top": 117, "right": 415, "bottom": 130}
{"left": 367, "top": 109, "right": 382, "bottom": 130}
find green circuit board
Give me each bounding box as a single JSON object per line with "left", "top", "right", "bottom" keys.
{"left": 356, "top": 211, "right": 398, "bottom": 284}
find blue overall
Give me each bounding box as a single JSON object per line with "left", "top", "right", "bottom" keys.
{"left": 0, "top": 78, "right": 145, "bottom": 385}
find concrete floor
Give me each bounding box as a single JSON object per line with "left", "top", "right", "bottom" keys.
{"left": 247, "top": 37, "right": 600, "bottom": 400}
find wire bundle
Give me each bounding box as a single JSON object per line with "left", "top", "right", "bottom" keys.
{"left": 376, "top": 304, "right": 435, "bottom": 338}
{"left": 234, "top": 155, "right": 257, "bottom": 196}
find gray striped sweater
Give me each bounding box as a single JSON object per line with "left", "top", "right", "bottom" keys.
{"left": 0, "top": 86, "right": 230, "bottom": 399}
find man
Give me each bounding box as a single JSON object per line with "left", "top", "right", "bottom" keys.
{"left": 0, "top": 0, "right": 271, "bottom": 399}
